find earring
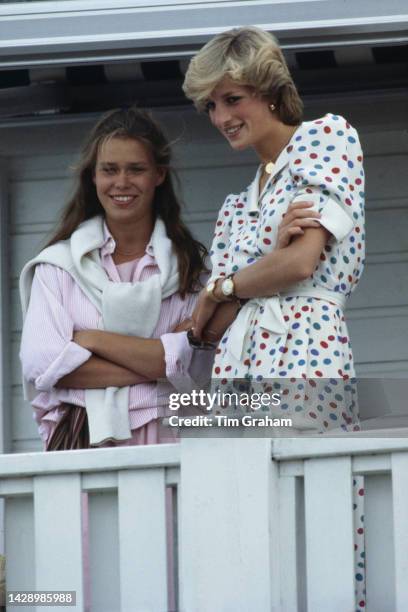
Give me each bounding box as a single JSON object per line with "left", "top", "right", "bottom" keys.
{"left": 269, "top": 103, "right": 276, "bottom": 112}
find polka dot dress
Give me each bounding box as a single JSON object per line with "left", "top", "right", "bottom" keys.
{"left": 210, "top": 114, "right": 364, "bottom": 425}
{"left": 208, "top": 113, "right": 366, "bottom": 606}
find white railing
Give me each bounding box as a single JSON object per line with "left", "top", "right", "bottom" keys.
{"left": 2, "top": 433, "right": 408, "bottom": 611}
{"left": 0, "top": 444, "right": 180, "bottom": 612}
{"left": 273, "top": 436, "right": 408, "bottom": 612}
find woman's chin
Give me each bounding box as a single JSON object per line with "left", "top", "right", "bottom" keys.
{"left": 227, "top": 138, "right": 249, "bottom": 152}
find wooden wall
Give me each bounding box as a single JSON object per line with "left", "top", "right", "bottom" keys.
{"left": 1, "top": 91, "right": 407, "bottom": 451}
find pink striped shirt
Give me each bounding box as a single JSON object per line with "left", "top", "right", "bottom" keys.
{"left": 20, "top": 223, "right": 212, "bottom": 442}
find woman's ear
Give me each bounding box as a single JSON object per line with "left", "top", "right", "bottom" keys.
{"left": 156, "top": 167, "right": 167, "bottom": 186}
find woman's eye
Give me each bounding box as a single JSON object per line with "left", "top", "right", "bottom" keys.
{"left": 102, "top": 167, "right": 115, "bottom": 175}
{"left": 205, "top": 101, "right": 215, "bottom": 113}
{"left": 226, "top": 96, "right": 241, "bottom": 105}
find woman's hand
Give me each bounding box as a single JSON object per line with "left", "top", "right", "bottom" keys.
{"left": 277, "top": 201, "right": 321, "bottom": 248}
{"left": 202, "top": 300, "right": 240, "bottom": 343}
{"left": 173, "top": 318, "right": 193, "bottom": 333}
{"left": 190, "top": 288, "right": 219, "bottom": 340}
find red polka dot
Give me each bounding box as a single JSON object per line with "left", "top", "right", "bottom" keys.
{"left": 263, "top": 238, "right": 272, "bottom": 245}
{"left": 310, "top": 153, "right": 318, "bottom": 159}
{"left": 357, "top": 528, "right": 364, "bottom": 535}
{"left": 225, "top": 365, "right": 232, "bottom": 372}
{"left": 324, "top": 126, "right": 331, "bottom": 133}
{"left": 260, "top": 343, "right": 266, "bottom": 350}
{"left": 358, "top": 488, "right": 364, "bottom": 496}
{"left": 294, "top": 159, "right": 302, "bottom": 165}
{"left": 328, "top": 335, "right": 335, "bottom": 341}
{"left": 265, "top": 226, "right": 272, "bottom": 232}
{"left": 244, "top": 359, "right": 250, "bottom": 366}
{"left": 262, "top": 332, "right": 270, "bottom": 339}
{"left": 256, "top": 360, "right": 262, "bottom": 366}
{"left": 332, "top": 167, "right": 340, "bottom": 174}
{"left": 315, "top": 370, "right": 323, "bottom": 377}
{"left": 214, "top": 367, "right": 221, "bottom": 374}
{"left": 295, "top": 312, "right": 301, "bottom": 319}
{"left": 320, "top": 341, "right": 329, "bottom": 348}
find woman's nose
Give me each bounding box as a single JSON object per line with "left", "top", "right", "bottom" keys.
{"left": 115, "top": 171, "right": 131, "bottom": 188}
{"left": 212, "top": 105, "right": 232, "bottom": 129}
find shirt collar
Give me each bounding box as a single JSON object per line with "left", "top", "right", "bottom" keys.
{"left": 100, "top": 220, "right": 155, "bottom": 259}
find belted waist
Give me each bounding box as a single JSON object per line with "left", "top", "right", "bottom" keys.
{"left": 226, "top": 287, "right": 346, "bottom": 361}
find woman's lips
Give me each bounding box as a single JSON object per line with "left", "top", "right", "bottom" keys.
{"left": 110, "top": 195, "right": 137, "bottom": 207}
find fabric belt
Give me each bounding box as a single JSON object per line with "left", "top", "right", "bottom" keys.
{"left": 227, "top": 288, "right": 346, "bottom": 361}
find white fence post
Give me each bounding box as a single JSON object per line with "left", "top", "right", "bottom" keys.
{"left": 304, "top": 456, "right": 355, "bottom": 611}
{"left": 392, "top": 452, "right": 408, "bottom": 611}
{"left": 179, "top": 436, "right": 280, "bottom": 612}
{"left": 34, "top": 473, "right": 84, "bottom": 610}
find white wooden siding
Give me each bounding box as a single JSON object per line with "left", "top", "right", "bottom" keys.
{"left": 1, "top": 92, "right": 407, "bottom": 451}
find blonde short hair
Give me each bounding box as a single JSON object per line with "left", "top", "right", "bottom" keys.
{"left": 183, "top": 26, "right": 303, "bottom": 125}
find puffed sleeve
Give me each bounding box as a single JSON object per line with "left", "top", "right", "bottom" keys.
{"left": 208, "top": 193, "right": 236, "bottom": 281}
{"left": 289, "top": 114, "right": 364, "bottom": 242}
{"left": 20, "top": 263, "right": 92, "bottom": 392}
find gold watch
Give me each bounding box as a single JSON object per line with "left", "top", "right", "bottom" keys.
{"left": 206, "top": 278, "right": 223, "bottom": 303}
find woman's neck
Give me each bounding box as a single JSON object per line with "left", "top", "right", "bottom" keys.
{"left": 255, "top": 121, "right": 300, "bottom": 165}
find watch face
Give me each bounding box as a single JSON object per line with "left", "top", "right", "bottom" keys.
{"left": 206, "top": 281, "right": 216, "bottom": 293}
{"left": 222, "top": 278, "right": 234, "bottom": 296}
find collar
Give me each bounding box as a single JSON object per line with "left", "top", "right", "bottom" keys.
{"left": 100, "top": 219, "right": 155, "bottom": 259}
{"left": 248, "top": 122, "right": 305, "bottom": 214}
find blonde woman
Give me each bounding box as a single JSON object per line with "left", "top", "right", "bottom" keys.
{"left": 183, "top": 27, "right": 365, "bottom": 609}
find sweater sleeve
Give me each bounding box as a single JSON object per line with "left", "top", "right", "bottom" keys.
{"left": 20, "top": 263, "right": 92, "bottom": 392}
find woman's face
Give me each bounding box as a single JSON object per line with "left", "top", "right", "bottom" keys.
{"left": 93, "top": 136, "right": 165, "bottom": 227}
{"left": 206, "top": 77, "right": 273, "bottom": 152}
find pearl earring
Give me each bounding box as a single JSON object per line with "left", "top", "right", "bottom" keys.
{"left": 270, "top": 103, "right": 276, "bottom": 112}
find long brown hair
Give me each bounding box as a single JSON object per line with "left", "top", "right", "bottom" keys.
{"left": 46, "top": 107, "right": 208, "bottom": 296}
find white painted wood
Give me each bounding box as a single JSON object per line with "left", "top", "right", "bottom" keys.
{"left": 273, "top": 438, "right": 408, "bottom": 461}
{"left": 365, "top": 474, "right": 395, "bottom": 612}
{"left": 88, "top": 490, "right": 120, "bottom": 612}
{"left": 304, "top": 456, "right": 355, "bottom": 611}
{"left": 118, "top": 468, "right": 168, "bottom": 612}
{"left": 1, "top": 0, "right": 407, "bottom": 71}
{"left": 0, "top": 444, "right": 180, "bottom": 477}
{"left": 0, "top": 158, "right": 11, "bottom": 454}
{"left": 180, "top": 437, "right": 279, "bottom": 612}
{"left": 33, "top": 474, "right": 84, "bottom": 609}
{"left": 391, "top": 453, "right": 408, "bottom": 611}
{"left": 278, "top": 476, "right": 303, "bottom": 611}
{"left": 353, "top": 454, "right": 391, "bottom": 475}
{"left": 0, "top": 477, "right": 33, "bottom": 496}
{"left": 5, "top": 496, "right": 35, "bottom": 608}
